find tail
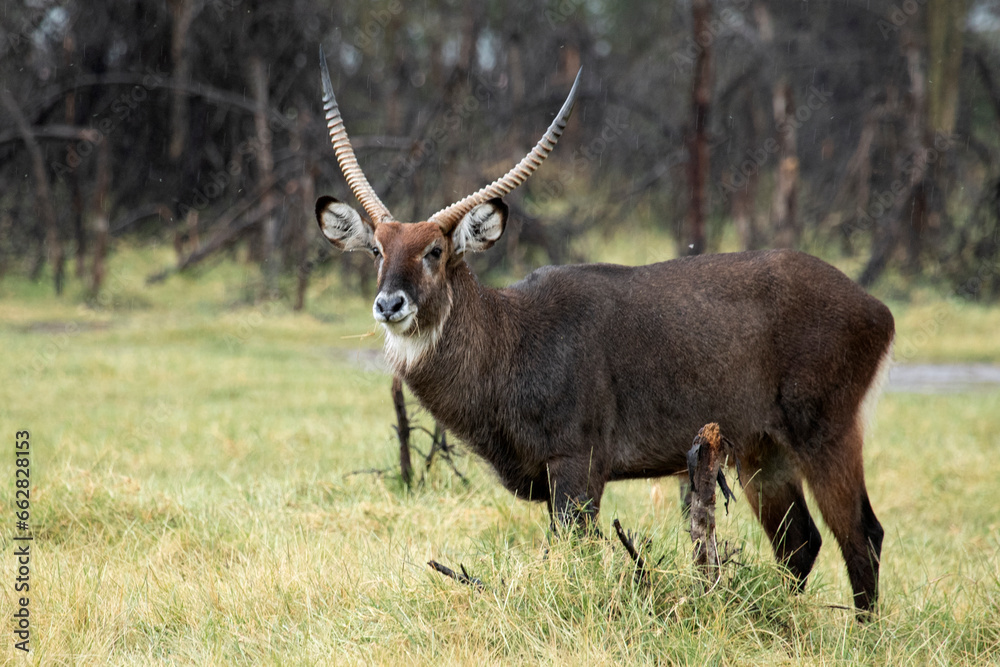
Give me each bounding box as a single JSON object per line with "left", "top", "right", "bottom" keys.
{"left": 859, "top": 337, "right": 894, "bottom": 439}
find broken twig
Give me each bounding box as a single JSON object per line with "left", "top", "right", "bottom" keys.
{"left": 427, "top": 560, "right": 485, "bottom": 590}
{"left": 613, "top": 518, "right": 650, "bottom": 584}
{"left": 420, "top": 423, "right": 468, "bottom": 485}
{"left": 344, "top": 467, "right": 390, "bottom": 478}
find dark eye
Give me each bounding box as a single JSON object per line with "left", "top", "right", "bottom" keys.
{"left": 372, "top": 247, "right": 381, "bottom": 259}
{"left": 426, "top": 247, "right": 442, "bottom": 260}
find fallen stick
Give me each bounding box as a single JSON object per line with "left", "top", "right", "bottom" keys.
{"left": 612, "top": 518, "right": 650, "bottom": 584}
{"left": 344, "top": 467, "right": 389, "bottom": 478}
{"left": 427, "top": 560, "right": 485, "bottom": 590}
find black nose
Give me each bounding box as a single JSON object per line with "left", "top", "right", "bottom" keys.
{"left": 375, "top": 293, "right": 405, "bottom": 318}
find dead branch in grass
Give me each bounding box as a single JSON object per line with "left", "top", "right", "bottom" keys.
{"left": 687, "top": 423, "right": 737, "bottom": 586}
{"left": 613, "top": 518, "right": 651, "bottom": 585}
{"left": 392, "top": 376, "right": 413, "bottom": 487}
{"left": 427, "top": 560, "right": 485, "bottom": 590}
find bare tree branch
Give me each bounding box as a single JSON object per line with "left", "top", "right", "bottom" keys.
{"left": 1, "top": 89, "right": 65, "bottom": 294}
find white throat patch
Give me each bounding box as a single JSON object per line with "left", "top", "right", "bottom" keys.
{"left": 382, "top": 320, "right": 445, "bottom": 373}
{"left": 378, "top": 281, "right": 453, "bottom": 374}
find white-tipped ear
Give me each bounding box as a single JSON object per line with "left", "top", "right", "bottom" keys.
{"left": 452, "top": 198, "right": 508, "bottom": 255}
{"left": 316, "top": 196, "right": 374, "bottom": 253}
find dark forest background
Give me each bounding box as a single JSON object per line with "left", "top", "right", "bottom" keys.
{"left": 2, "top": 0, "right": 999, "bottom": 306}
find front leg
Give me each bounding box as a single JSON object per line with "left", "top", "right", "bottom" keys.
{"left": 545, "top": 457, "right": 606, "bottom": 535}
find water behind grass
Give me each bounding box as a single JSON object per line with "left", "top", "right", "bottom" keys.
{"left": 888, "top": 363, "right": 1000, "bottom": 393}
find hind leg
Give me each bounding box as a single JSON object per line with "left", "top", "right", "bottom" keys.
{"left": 801, "top": 424, "right": 883, "bottom": 614}
{"left": 739, "top": 436, "right": 823, "bottom": 589}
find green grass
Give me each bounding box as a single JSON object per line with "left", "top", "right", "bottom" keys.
{"left": 1, "top": 238, "right": 999, "bottom": 664}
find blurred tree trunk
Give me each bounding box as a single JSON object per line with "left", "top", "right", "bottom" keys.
{"left": 0, "top": 211, "right": 12, "bottom": 280}
{"left": 771, "top": 80, "right": 798, "bottom": 248}
{"left": 2, "top": 90, "right": 65, "bottom": 295}
{"left": 835, "top": 100, "right": 881, "bottom": 254}
{"left": 293, "top": 111, "right": 315, "bottom": 312}
{"left": 71, "top": 174, "right": 86, "bottom": 278}
{"left": 439, "top": 2, "right": 483, "bottom": 213}
{"left": 685, "top": 0, "right": 712, "bottom": 256}
{"left": 186, "top": 210, "right": 200, "bottom": 252}
{"left": 731, "top": 1, "right": 773, "bottom": 251}
{"left": 974, "top": 50, "right": 1000, "bottom": 122}
{"left": 90, "top": 139, "right": 111, "bottom": 295}
{"left": 926, "top": 0, "right": 964, "bottom": 137}
{"left": 903, "top": 34, "right": 931, "bottom": 275}
{"left": 859, "top": 31, "right": 929, "bottom": 286}
{"left": 859, "top": 1, "right": 964, "bottom": 286}
{"left": 64, "top": 32, "right": 88, "bottom": 280}
{"left": 248, "top": 55, "right": 278, "bottom": 290}
{"left": 508, "top": 40, "right": 526, "bottom": 149}
{"left": 168, "top": 0, "right": 198, "bottom": 161}
{"left": 732, "top": 169, "right": 759, "bottom": 251}
{"left": 925, "top": 0, "right": 964, "bottom": 269}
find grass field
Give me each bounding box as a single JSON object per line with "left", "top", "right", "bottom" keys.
{"left": 2, "top": 238, "right": 1000, "bottom": 664}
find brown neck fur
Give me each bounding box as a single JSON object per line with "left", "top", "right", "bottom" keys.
{"left": 398, "top": 261, "right": 517, "bottom": 444}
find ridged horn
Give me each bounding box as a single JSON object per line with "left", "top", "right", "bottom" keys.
{"left": 320, "top": 46, "right": 394, "bottom": 226}
{"left": 428, "top": 68, "right": 582, "bottom": 233}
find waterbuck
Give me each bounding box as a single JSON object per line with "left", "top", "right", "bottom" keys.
{"left": 315, "top": 50, "right": 894, "bottom": 613}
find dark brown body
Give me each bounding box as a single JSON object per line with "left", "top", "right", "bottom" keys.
{"left": 399, "top": 248, "right": 894, "bottom": 612}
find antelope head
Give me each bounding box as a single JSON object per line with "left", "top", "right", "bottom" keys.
{"left": 315, "top": 47, "right": 580, "bottom": 364}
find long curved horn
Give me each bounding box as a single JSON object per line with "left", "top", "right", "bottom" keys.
{"left": 320, "top": 46, "right": 394, "bottom": 225}
{"left": 428, "top": 68, "right": 582, "bottom": 233}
